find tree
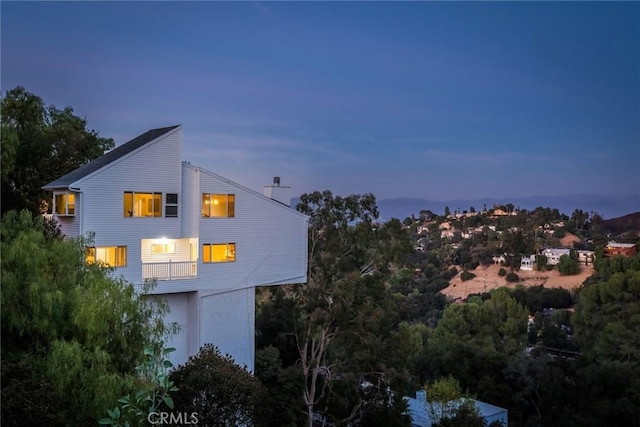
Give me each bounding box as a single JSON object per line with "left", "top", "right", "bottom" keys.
{"left": 1, "top": 211, "right": 172, "bottom": 425}
{"left": 272, "top": 191, "right": 414, "bottom": 427}
{"left": 170, "top": 344, "right": 272, "bottom": 427}
{"left": 557, "top": 254, "right": 579, "bottom": 275}
{"left": 424, "top": 376, "right": 486, "bottom": 427}
{"left": 444, "top": 206, "right": 450, "bottom": 217}
{"left": 1, "top": 86, "right": 114, "bottom": 215}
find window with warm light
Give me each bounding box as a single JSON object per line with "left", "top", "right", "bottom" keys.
{"left": 54, "top": 192, "right": 76, "bottom": 216}
{"left": 202, "top": 243, "right": 236, "bottom": 263}
{"left": 202, "top": 194, "right": 235, "bottom": 218}
{"left": 124, "top": 192, "right": 162, "bottom": 217}
{"left": 151, "top": 242, "right": 176, "bottom": 254}
{"left": 86, "top": 246, "right": 127, "bottom": 267}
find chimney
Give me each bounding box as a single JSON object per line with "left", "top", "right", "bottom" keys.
{"left": 264, "top": 176, "right": 291, "bottom": 206}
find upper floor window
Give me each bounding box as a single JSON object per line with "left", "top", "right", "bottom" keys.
{"left": 165, "top": 193, "right": 178, "bottom": 218}
{"left": 54, "top": 191, "right": 75, "bottom": 216}
{"left": 86, "top": 245, "right": 127, "bottom": 267}
{"left": 202, "top": 194, "right": 235, "bottom": 218}
{"left": 124, "top": 192, "right": 161, "bottom": 217}
{"left": 202, "top": 243, "right": 236, "bottom": 263}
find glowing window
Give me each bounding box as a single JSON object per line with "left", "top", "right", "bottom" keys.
{"left": 124, "top": 192, "right": 162, "bottom": 217}
{"left": 202, "top": 194, "right": 235, "bottom": 218}
{"left": 86, "top": 246, "right": 127, "bottom": 267}
{"left": 54, "top": 192, "right": 76, "bottom": 216}
{"left": 202, "top": 243, "right": 236, "bottom": 263}
{"left": 151, "top": 243, "right": 176, "bottom": 254}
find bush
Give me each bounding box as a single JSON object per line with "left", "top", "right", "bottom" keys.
{"left": 170, "top": 344, "right": 272, "bottom": 427}
{"left": 505, "top": 272, "right": 520, "bottom": 283}
{"left": 498, "top": 268, "right": 507, "bottom": 277}
{"left": 460, "top": 270, "right": 476, "bottom": 281}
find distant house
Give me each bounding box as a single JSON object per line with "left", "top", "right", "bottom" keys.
{"left": 577, "top": 250, "right": 595, "bottom": 265}
{"left": 521, "top": 255, "right": 535, "bottom": 271}
{"left": 43, "top": 126, "right": 308, "bottom": 370}
{"left": 493, "top": 255, "right": 506, "bottom": 265}
{"left": 405, "top": 390, "right": 508, "bottom": 427}
{"left": 604, "top": 242, "right": 637, "bottom": 258}
{"left": 541, "top": 248, "right": 571, "bottom": 265}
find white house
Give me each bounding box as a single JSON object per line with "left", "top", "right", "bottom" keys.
{"left": 520, "top": 255, "right": 535, "bottom": 271}
{"left": 541, "top": 248, "right": 571, "bottom": 265}
{"left": 43, "top": 125, "right": 308, "bottom": 370}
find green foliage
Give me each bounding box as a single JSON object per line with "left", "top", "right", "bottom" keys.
{"left": 557, "top": 254, "right": 579, "bottom": 275}
{"left": 505, "top": 272, "right": 520, "bottom": 282}
{"left": 170, "top": 344, "right": 272, "bottom": 427}
{"left": 498, "top": 267, "right": 507, "bottom": 277}
{"left": 425, "top": 376, "right": 486, "bottom": 427}
{"left": 573, "top": 269, "right": 640, "bottom": 362}
{"left": 460, "top": 270, "right": 476, "bottom": 281}
{"left": 0, "top": 211, "right": 172, "bottom": 425}
{"left": 98, "top": 343, "right": 178, "bottom": 427}
{"left": 1, "top": 86, "right": 114, "bottom": 215}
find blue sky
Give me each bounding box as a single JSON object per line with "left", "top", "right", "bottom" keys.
{"left": 2, "top": 1, "right": 639, "bottom": 201}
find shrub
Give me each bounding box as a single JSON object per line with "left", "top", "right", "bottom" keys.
{"left": 460, "top": 270, "right": 476, "bottom": 281}
{"left": 170, "top": 344, "right": 272, "bottom": 427}
{"left": 498, "top": 268, "right": 507, "bottom": 277}
{"left": 505, "top": 272, "right": 520, "bottom": 283}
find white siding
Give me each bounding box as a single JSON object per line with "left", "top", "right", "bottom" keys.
{"left": 155, "top": 292, "right": 200, "bottom": 367}
{"left": 74, "top": 128, "right": 184, "bottom": 284}
{"left": 181, "top": 163, "right": 199, "bottom": 238}
{"left": 50, "top": 125, "right": 308, "bottom": 370}
{"left": 199, "top": 287, "right": 255, "bottom": 371}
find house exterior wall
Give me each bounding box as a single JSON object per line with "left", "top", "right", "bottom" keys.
{"left": 199, "top": 287, "right": 256, "bottom": 371}
{"left": 45, "top": 126, "right": 308, "bottom": 369}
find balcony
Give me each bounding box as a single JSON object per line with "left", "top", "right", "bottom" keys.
{"left": 142, "top": 260, "right": 197, "bottom": 281}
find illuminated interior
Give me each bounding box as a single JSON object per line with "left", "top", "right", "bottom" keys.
{"left": 54, "top": 192, "right": 75, "bottom": 215}
{"left": 202, "top": 194, "right": 235, "bottom": 218}
{"left": 202, "top": 243, "right": 236, "bottom": 263}
{"left": 124, "top": 192, "right": 162, "bottom": 217}
{"left": 86, "top": 246, "right": 127, "bottom": 267}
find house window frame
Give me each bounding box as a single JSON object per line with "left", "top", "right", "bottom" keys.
{"left": 124, "top": 191, "right": 162, "bottom": 218}
{"left": 86, "top": 245, "right": 127, "bottom": 267}
{"left": 53, "top": 191, "right": 76, "bottom": 216}
{"left": 202, "top": 243, "right": 236, "bottom": 263}
{"left": 202, "top": 194, "right": 235, "bottom": 218}
{"left": 165, "top": 193, "right": 179, "bottom": 218}
{"left": 151, "top": 243, "right": 176, "bottom": 254}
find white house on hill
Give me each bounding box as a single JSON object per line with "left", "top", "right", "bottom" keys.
{"left": 43, "top": 125, "right": 308, "bottom": 370}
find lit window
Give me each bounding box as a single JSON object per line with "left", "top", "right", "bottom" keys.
{"left": 151, "top": 243, "right": 176, "bottom": 254}
{"left": 202, "top": 243, "right": 236, "bottom": 263}
{"left": 165, "top": 193, "right": 178, "bottom": 218}
{"left": 86, "top": 246, "right": 127, "bottom": 267}
{"left": 124, "top": 192, "right": 162, "bottom": 217}
{"left": 54, "top": 192, "right": 76, "bottom": 216}
{"left": 202, "top": 194, "right": 235, "bottom": 218}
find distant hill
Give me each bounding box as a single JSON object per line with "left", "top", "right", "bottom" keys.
{"left": 290, "top": 194, "right": 639, "bottom": 221}
{"left": 601, "top": 212, "right": 640, "bottom": 235}
{"left": 375, "top": 194, "right": 640, "bottom": 221}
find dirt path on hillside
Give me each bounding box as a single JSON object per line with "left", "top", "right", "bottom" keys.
{"left": 441, "top": 263, "right": 594, "bottom": 301}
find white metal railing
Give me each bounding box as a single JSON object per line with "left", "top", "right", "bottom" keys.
{"left": 142, "top": 260, "right": 197, "bottom": 281}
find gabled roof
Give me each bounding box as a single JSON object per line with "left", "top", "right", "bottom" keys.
{"left": 43, "top": 125, "right": 181, "bottom": 189}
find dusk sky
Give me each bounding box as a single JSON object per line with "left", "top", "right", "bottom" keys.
{"left": 2, "top": 1, "right": 639, "bottom": 202}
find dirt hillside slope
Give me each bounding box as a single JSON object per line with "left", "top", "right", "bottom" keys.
{"left": 441, "top": 263, "right": 594, "bottom": 301}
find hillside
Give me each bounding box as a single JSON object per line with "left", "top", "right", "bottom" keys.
{"left": 442, "top": 263, "right": 594, "bottom": 301}
{"left": 601, "top": 211, "right": 640, "bottom": 236}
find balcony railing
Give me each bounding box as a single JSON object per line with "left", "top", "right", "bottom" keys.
{"left": 142, "top": 260, "right": 197, "bottom": 281}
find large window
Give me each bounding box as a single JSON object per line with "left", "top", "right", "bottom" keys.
{"left": 202, "top": 194, "right": 235, "bottom": 218}
{"left": 165, "top": 193, "right": 178, "bottom": 218}
{"left": 202, "top": 243, "right": 236, "bottom": 263}
{"left": 86, "top": 246, "right": 127, "bottom": 267}
{"left": 54, "top": 192, "right": 75, "bottom": 216}
{"left": 124, "top": 192, "right": 162, "bottom": 217}
{"left": 151, "top": 242, "right": 176, "bottom": 254}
